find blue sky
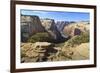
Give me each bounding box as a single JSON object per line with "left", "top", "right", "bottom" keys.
{"left": 21, "top": 9, "right": 90, "bottom": 22}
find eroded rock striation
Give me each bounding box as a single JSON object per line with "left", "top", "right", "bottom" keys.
{"left": 21, "top": 15, "right": 45, "bottom": 42}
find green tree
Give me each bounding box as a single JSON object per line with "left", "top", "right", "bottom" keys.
{"left": 27, "top": 32, "right": 53, "bottom": 43}
{"left": 66, "top": 32, "right": 89, "bottom": 47}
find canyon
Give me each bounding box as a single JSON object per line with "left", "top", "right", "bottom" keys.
{"left": 21, "top": 15, "right": 90, "bottom": 62}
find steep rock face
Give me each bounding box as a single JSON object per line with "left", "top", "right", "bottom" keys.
{"left": 63, "top": 22, "right": 90, "bottom": 37}
{"left": 21, "top": 15, "right": 45, "bottom": 42}
{"left": 55, "top": 21, "right": 70, "bottom": 39}
{"left": 49, "top": 21, "right": 65, "bottom": 41}
{"left": 56, "top": 21, "right": 69, "bottom": 32}
{"left": 41, "top": 18, "right": 65, "bottom": 42}
{"left": 74, "top": 28, "right": 81, "bottom": 35}
{"left": 41, "top": 18, "right": 54, "bottom": 30}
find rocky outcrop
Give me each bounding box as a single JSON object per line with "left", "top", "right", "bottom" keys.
{"left": 41, "top": 18, "right": 55, "bottom": 30}
{"left": 21, "top": 42, "right": 76, "bottom": 62}
{"left": 21, "top": 15, "right": 45, "bottom": 42}
{"left": 63, "top": 42, "right": 89, "bottom": 60}
{"left": 56, "top": 21, "right": 69, "bottom": 32}
{"left": 41, "top": 18, "right": 66, "bottom": 42}
{"left": 63, "top": 22, "right": 90, "bottom": 37}
{"left": 21, "top": 42, "right": 59, "bottom": 62}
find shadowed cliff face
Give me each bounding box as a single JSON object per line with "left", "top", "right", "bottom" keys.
{"left": 49, "top": 20, "right": 67, "bottom": 42}
{"left": 41, "top": 18, "right": 69, "bottom": 43}
{"left": 56, "top": 21, "right": 70, "bottom": 32}
{"left": 21, "top": 15, "right": 45, "bottom": 42}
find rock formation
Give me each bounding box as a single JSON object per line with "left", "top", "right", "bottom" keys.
{"left": 21, "top": 42, "right": 59, "bottom": 62}
{"left": 21, "top": 15, "right": 45, "bottom": 42}
{"left": 56, "top": 21, "right": 69, "bottom": 32}
{"left": 63, "top": 22, "right": 90, "bottom": 37}
{"left": 41, "top": 18, "right": 66, "bottom": 42}
{"left": 21, "top": 42, "right": 76, "bottom": 62}
{"left": 41, "top": 18, "right": 54, "bottom": 30}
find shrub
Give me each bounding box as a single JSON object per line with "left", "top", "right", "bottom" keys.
{"left": 65, "top": 32, "right": 89, "bottom": 47}
{"left": 27, "top": 32, "right": 53, "bottom": 43}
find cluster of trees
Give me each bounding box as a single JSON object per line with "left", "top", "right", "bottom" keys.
{"left": 27, "top": 31, "right": 89, "bottom": 48}
{"left": 66, "top": 32, "right": 89, "bottom": 47}
{"left": 27, "top": 32, "right": 53, "bottom": 43}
